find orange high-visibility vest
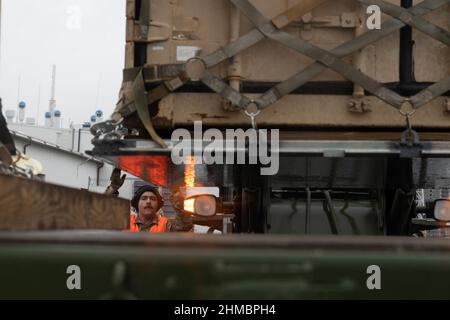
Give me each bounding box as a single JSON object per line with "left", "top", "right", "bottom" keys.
{"left": 129, "top": 214, "right": 168, "bottom": 233}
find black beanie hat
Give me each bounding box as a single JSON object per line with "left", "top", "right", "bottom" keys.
{"left": 131, "top": 185, "right": 164, "bottom": 211}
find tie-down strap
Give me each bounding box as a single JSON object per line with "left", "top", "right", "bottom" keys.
{"left": 232, "top": 0, "right": 450, "bottom": 110}
{"left": 121, "top": 0, "right": 450, "bottom": 147}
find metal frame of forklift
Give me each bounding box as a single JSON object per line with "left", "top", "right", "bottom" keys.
{"left": 90, "top": 137, "right": 450, "bottom": 236}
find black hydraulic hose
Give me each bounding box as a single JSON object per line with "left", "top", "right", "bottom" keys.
{"left": 305, "top": 188, "right": 311, "bottom": 235}
{"left": 323, "top": 190, "right": 339, "bottom": 235}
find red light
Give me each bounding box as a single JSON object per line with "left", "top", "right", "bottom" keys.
{"left": 117, "top": 155, "right": 169, "bottom": 187}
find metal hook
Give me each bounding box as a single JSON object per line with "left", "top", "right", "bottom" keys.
{"left": 399, "top": 109, "right": 416, "bottom": 136}
{"left": 397, "top": 108, "right": 422, "bottom": 157}
{"left": 244, "top": 100, "right": 261, "bottom": 130}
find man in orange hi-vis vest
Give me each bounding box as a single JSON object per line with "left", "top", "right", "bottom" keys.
{"left": 129, "top": 185, "right": 169, "bottom": 233}
{"left": 129, "top": 185, "right": 194, "bottom": 233}
{"left": 106, "top": 169, "right": 193, "bottom": 233}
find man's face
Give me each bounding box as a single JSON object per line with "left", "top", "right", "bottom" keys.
{"left": 138, "top": 191, "right": 159, "bottom": 219}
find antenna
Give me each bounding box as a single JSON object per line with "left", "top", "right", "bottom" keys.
{"left": 48, "top": 65, "right": 56, "bottom": 127}
{"left": 16, "top": 74, "right": 21, "bottom": 122}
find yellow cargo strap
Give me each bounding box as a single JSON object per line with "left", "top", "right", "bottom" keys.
{"left": 132, "top": 70, "right": 168, "bottom": 148}
{"left": 131, "top": 69, "right": 189, "bottom": 148}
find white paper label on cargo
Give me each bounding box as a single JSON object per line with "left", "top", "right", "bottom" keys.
{"left": 152, "top": 45, "right": 165, "bottom": 51}
{"left": 177, "top": 46, "right": 201, "bottom": 61}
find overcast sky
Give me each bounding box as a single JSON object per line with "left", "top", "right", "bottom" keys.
{"left": 0, "top": 0, "right": 126, "bottom": 126}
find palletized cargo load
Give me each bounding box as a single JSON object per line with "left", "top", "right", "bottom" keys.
{"left": 6, "top": 1, "right": 450, "bottom": 301}
{"left": 112, "top": 0, "right": 449, "bottom": 136}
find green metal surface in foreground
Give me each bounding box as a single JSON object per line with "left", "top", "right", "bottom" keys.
{"left": 0, "top": 232, "right": 449, "bottom": 299}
